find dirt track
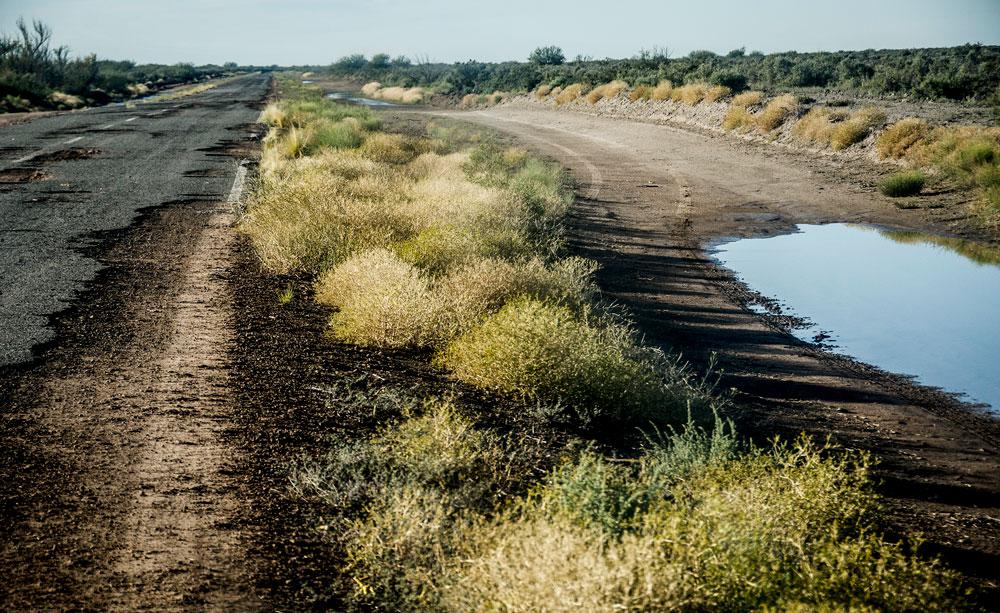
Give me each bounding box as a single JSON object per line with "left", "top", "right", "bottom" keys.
{"left": 427, "top": 105, "right": 1000, "bottom": 594}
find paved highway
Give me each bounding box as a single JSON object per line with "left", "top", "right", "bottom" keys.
{"left": 0, "top": 74, "right": 270, "bottom": 365}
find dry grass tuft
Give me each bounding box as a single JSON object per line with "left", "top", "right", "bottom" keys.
{"left": 628, "top": 85, "right": 653, "bottom": 101}
{"left": 585, "top": 80, "right": 628, "bottom": 104}
{"left": 316, "top": 248, "right": 445, "bottom": 348}
{"left": 723, "top": 106, "right": 756, "bottom": 132}
{"left": 438, "top": 298, "right": 708, "bottom": 426}
{"left": 241, "top": 151, "right": 408, "bottom": 273}
{"left": 730, "top": 90, "right": 764, "bottom": 107}
{"left": 830, "top": 107, "right": 886, "bottom": 150}
{"left": 651, "top": 80, "right": 673, "bottom": 101}
{"left": 534, "top": 84, "right": 552, "bottom": 99}
{"left": 555, "top": 83, "right": 586, "bottom": 106}
{"left": 433, "top": 256, "right": 598, "bottom": 337}
{"left": 756, "top": 94, "right": 798, "bottom": 132}
{"left": 361, "top": 81, "right": 382, "bottom": 97}
{"left": 792, "top": 107, "right": 839, "bottom": 144}
{"left": 703, "top": 85, "right": 731, "bottom": 103}
{"left": 376, "top": 86, "right": 426, "bottom": 104}
{"left": 671, "top": 83, "right": 708, "bottom": 105}
{"left": 259, "top": 102, "right": 287, "bottom": 128}
{"left": 876, "top": 117, "right": 930, "bottom": 159}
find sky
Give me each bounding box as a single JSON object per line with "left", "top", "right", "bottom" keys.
{"left": 1, "top": 0, "right": 999, "bottom": 66}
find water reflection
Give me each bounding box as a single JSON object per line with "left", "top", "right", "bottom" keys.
{"left": 325, "top": 92, "right": 396, "bottom": 107}
{"left": 713, "top": 223, "right": 1000, "bottom": 412}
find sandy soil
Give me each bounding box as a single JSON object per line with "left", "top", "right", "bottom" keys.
{"left": 413, "top": 105, "right": 1000, "bottom": 599}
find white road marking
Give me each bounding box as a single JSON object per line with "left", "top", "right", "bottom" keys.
{"left": 125, "top": 116, "right": 138, "bottom": 122}
{"left": 12, "top": 152, "right": 38, "bottom": 164}
{"left": 99, "top": 123, "right": 115, "bottom": 129}
{"left": 65, "top": 136, "right": 84, "bottom": 144}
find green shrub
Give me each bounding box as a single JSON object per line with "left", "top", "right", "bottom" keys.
{"left": 442, "top": 433, "right": 966, "bottom": 612}
{"left": 437, "top": 298, "right": 711, "bottom": 426}
{"left": 304, "top": 119, "right": 365, "bottom": 153}
{"left": 959, "top": 141, "right": 996, "bottom": 169}
{"left": 880, "top": 170, "right": 926, "bottom": 197}
{"left": 292, "top": 398, "right": 526, "bottom": 608}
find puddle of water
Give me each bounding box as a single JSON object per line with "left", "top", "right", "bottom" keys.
{"left": 712, "top": 223, "right": 1000, "bottom": 412}
{"left": 325, "top": 92, "right": 396, "bottom": 107}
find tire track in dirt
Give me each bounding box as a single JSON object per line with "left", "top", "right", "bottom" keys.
{"left": 109, "top": 206, "right": 250, "bottom": 610}
{"left": 0, "top": 201, "right": 254, "bottom": 610}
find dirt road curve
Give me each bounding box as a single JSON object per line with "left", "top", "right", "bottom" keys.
{"left": 439, "top": 105, "right": 1000, "bottom": 590}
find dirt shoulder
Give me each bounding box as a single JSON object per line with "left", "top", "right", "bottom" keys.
{"left": 0, "top": 197, "right": 256, "bottom": 609}
{"left": 415, "top": 105, "right": 1000, "bottom": 600}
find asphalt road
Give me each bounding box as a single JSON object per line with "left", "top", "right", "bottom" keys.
{"left": 0, "top": 73, "right": 270, "bottom": 366}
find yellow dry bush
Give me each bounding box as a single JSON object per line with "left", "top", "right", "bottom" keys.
{"left": 730, "top": 90, "right": 764, "bottom": 107}
{"left": 393, "top": 152, "right": 535, "bottom": 272}
{"left": 50, "top": 91, "right": 84, "bottom": 108}
{"left": 651, "top": 80, "right": 673, "bottom": 101}
{"left": 460, "top": 93, "right": 479, "bottom": 108}
{"left": 756, "top": 94, "right": 798, "bottom": 132}
{"left": 259, "top": 102, "right": 287, "bottom": 128}
{"left": 433, "top": 256, "right": 598, "bottom": 336}
{"left": 359, "top": 132, "right": 422, "bottom": 165}
{"left": 316, "top": 248, "right": 445, "bottom": 348}
{"left": 876, "top": 117, "right": 930, "bottom": 159}
{"left": 534, "top": 84, "right": 552, "bottom": 99}
{"left": 723, "top": 106, "right": 756, "bottom": 132}
{"left": 792, "top": 107, "right": 838, "bottom": 145}
{"left": 361, "top": 81, "right": 382, "bottom": 97}
{"left": 628, "top": 85, "right": 653, "bottom": 101}
{"left": 830, "top": 107, "right": 886, "bottom": 150}
{"left": 373, "top": 86, "right": 426, "bottom": 104}
{"left": 240, "top": 151, "right": 409, "bottom": 273}
{"left": 703, "top": 85, "right": 731, "bottom": 103}
{"left": 555, "top": 83, "right": 585, "bottom": 106}
{"left": 549, "top": 86, "right": 563, "bottom": 98}
{"left": 585, "top": 80, "right": 628, "bottom": 104}
{"left": 671, "top": 83, "right": 708, "bottom": 105}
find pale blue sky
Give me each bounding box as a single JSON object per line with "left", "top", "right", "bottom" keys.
{"left": 2, "top": 0, "right": 998, "bottom": 66}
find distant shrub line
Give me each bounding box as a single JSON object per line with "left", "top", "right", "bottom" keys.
{"left": 329, "top": 45, "right": 1000, "bottom": 103}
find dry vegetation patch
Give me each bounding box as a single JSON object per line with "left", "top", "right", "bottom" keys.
{"left": 238, "top": 75, "right": 973, "bottom": 610}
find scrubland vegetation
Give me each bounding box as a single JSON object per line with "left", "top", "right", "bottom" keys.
{"left": 1, "top": 18, "right": 249, "bottom": 112}
{"left": 241, "top": 76, "right": 969, "bottom": 609}
{"left": 330, "top": 45, "right": 1000, "bottom": 103}
{"left": 875, "top": 121, "right": 1000, "bottom": 223}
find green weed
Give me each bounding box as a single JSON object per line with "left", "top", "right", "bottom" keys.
{"left": 880, "top": 170, "right": 926, "bottom": 197}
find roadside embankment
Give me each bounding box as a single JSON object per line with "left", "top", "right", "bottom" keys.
{"left": 232, "top": 75, "right": 975, "bottom": 610}
{"left": 481, "top": 85, "right": 1000, "bottom": 231}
